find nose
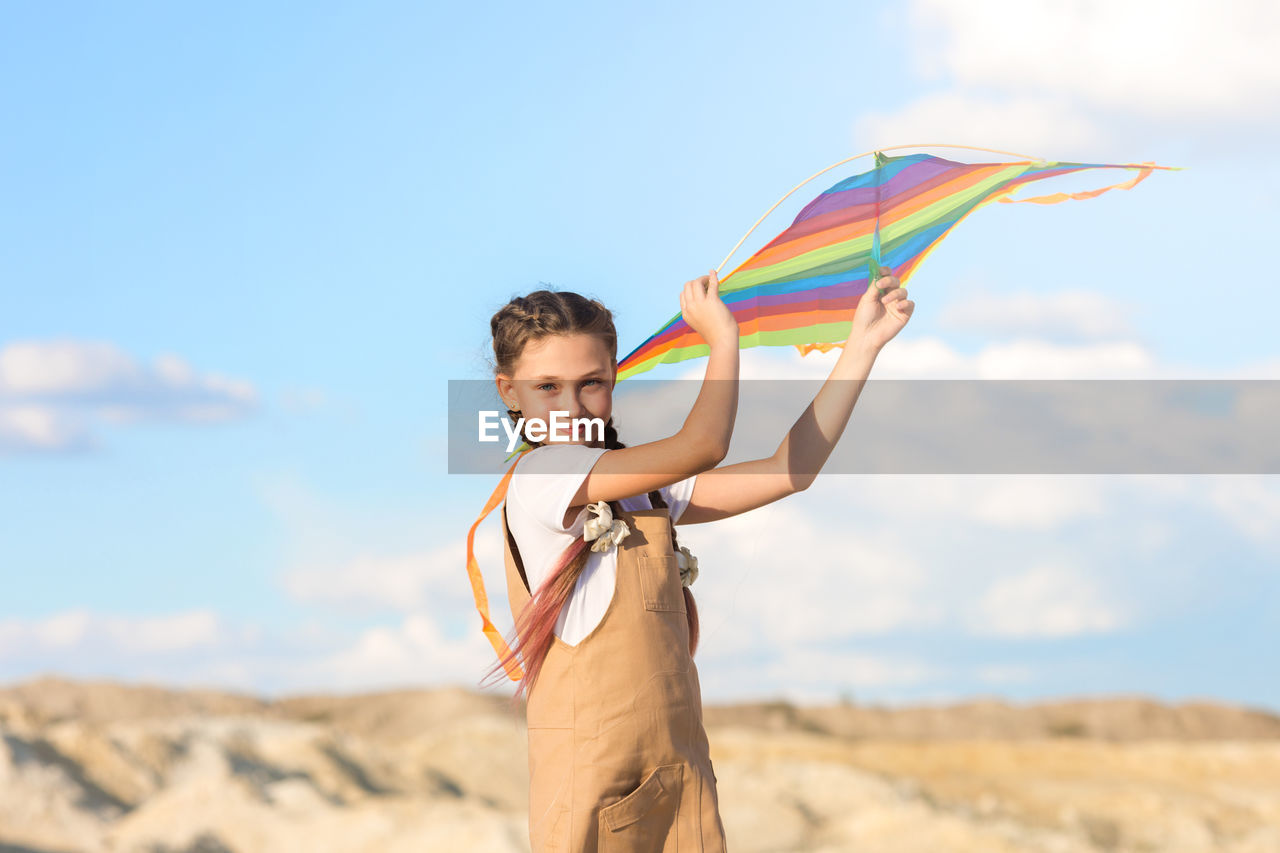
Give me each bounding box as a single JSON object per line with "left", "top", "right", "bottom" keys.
{"left": 545, "top": 391, "right": 584, "bottom": 423}
{"left": 565, "top": 388, "right": 592, "bottom": 419}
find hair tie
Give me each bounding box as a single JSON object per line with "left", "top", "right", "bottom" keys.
{"left": 583, "top": 501, "right": 630, "bottom": 553}
{"left": 676, "top": 545, "right": 699, "bottom": 587}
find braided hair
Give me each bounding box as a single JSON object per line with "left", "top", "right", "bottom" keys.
{"left": 485, "top": 289, "right": 700, "bottom": 701}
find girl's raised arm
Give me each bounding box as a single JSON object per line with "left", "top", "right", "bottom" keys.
{"left": 677, "top": 269, "right": 914, "bottom": 524}
{"left": 568, "top": 271, "right": 740, "bottom": 509}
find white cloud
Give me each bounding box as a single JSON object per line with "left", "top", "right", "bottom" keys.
{"left": 864, "top": 0, "right": 1280, "bottom": 157}
{"left": 867, "top": 337, "right": 969, "bottom": 377}
{"left": 0, "top": 339, "right": 258, "bottom": 453}
{"left": 974, "top": 664, "right": 1035, "bottom": 685}
{"left": 973, "top": 339, "right": 1158, "bottom": 379}
{"left": 0, "top": 405, "right": 92, "bottom": 451}
{"left": 0, "top": 609, "right": 228, "bottom": 658}
{"left": 699, "top": 646, "right": 941, "bottom": 704}
{"left": 857, "top": 93, "right": 1100, "bottom": 158}
{"left": 5, "top": 471, "right": 1267, "bottom": 702}
{"left": 966, "top": 479, "right": 1108, "bottom": 529}
{"left": 0, "top": 339, "right": 139, "bottom": 394}
{"left": 874, "top": 336, "right": 1280, "bottom": 379}
{"left": 828, "top": 475, "right": 1109, "bottom": 531}
{"left": 278, "top": 486, "right": 954, "bottom": 702}
{"left": 1199, "top": 476, "right": 1280, "bottom": 546}
{"left": 819, "top": 333, "right": 1280, "bottom": 380}
{"left": 669, "top": 322, "right": 1171, "bottom": 381}
{"left": 311, "top": 611, "right": 506, "bottom": 692}
{"left": 867, "top": 336, "right": 1162, "bottom": 379}
{"left": 280, "top": 532, "right": 506, "bottom": 617}
{"left": 0, "top": 340, "right": 254, "bottom": 404}
{"left": 967, "top": 564, "right": 1127, "bottom": 637}
{"left": 271, "top": 498, "right": 524, "bottom": 691}
{"left": 910, "top": 0, "right": 1280, "bottom": 122}
{"left": 668, "top": 330, "right": 1163, "bottom": 381}
{"left": 0, "top": 601, "right": 505, "bottom": 696}
{"left": 687, "top": 500, "right": 946, "bottom": 655}
{"left": 1230, "top": 358, "right": 1280, "bottom": 380}
{"left": 938, "top": 289, "right": 1138, "bottom": 340}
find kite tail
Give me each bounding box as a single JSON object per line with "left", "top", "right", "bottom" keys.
{"left": 999, "top": 162, "right": 1175, "bottom": 206}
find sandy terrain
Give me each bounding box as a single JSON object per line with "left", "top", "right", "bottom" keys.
{"left": 2, "top": 678, "right": 1278, "bottom": 852}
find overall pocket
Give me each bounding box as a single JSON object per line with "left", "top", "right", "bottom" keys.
{"left": 598, "top": 763, "right": 684, "bottom": 852}
{"left": 638, "top": 554, "right": 686, "bottom": 612}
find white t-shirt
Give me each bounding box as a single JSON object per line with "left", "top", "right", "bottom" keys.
{"left": 505, "top": 443, "right": 697, "bottom": 646}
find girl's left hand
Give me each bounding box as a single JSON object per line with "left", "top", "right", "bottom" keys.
{"left": 850, "top": 267, "right": 913, "bottom": 352}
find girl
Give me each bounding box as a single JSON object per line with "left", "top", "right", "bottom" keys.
{"left": 482, "top": 268, "right": 912, "bottom": 851}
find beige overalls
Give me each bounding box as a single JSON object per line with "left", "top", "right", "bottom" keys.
{"left": 501, "top": 500, "right": 729, "bottom": 852}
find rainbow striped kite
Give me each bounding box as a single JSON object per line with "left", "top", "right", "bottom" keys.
{"left": 615, "top": 149, "right": 1174, "bottom": 380}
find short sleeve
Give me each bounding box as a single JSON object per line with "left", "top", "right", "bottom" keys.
{"left": 509, "top": 444, "right": 609, "bottom": 534}
{"left": 659, "top": 473, "right": 698, "bottom": 523}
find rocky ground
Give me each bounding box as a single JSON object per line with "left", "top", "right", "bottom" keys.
{"left": 2, "top": 678, "right": 1279, "bottom": 852}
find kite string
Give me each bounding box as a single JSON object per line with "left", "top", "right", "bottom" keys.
{"left": 715, "top": 143, "right": 1049, "bottom": 278}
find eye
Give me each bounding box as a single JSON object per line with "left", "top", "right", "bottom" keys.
{"left": 537, "top": 383, "right": 556, "bottom": 392}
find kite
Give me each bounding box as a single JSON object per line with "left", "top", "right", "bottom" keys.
{"left": 469, "top": 144, "right": 1177, "bottom": 680}
{"left": 616, "top": 145, "right": 1176, "bottom": 380}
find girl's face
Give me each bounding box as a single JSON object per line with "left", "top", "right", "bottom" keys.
{"left": 497, "top": 333, "right": 617, "bottom": 448}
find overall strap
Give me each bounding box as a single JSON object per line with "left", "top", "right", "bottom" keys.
{"left": 647, "top": 489, "right": 681, "bottom": 551}
{"left": 500, "top": 501, "right": 532, "bottom": 614}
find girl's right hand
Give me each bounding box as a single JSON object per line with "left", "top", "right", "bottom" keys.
{"left": 680, "top": 269, "right": 739, "bottom": 349}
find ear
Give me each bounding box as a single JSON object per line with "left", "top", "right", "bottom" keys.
{"left": 494, "top": 375, "right": 514, "bottom": 408}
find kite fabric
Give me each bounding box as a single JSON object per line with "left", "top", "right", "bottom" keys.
{"left": 469, "top": 148, "right": 1175, "bottom": 680}
{"left": 615, "top": 151, "right": 1174, "bottom": 380}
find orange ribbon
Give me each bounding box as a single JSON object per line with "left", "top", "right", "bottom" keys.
{"left": 465, "top": 447, "right": 532, "bottom": 681}
{"left": 998, "top": 163, "right": 1159, "bottom": 205}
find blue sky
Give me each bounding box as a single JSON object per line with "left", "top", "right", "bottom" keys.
{"left": 3, "top": 0, "right": 1279, "bottom": 710}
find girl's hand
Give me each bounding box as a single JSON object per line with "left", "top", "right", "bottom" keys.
{"left": 850, "top": 267, "right": 913, "bottom": 353}
{"left": 680, "top": 269, "right": 739, "bottom": 349}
